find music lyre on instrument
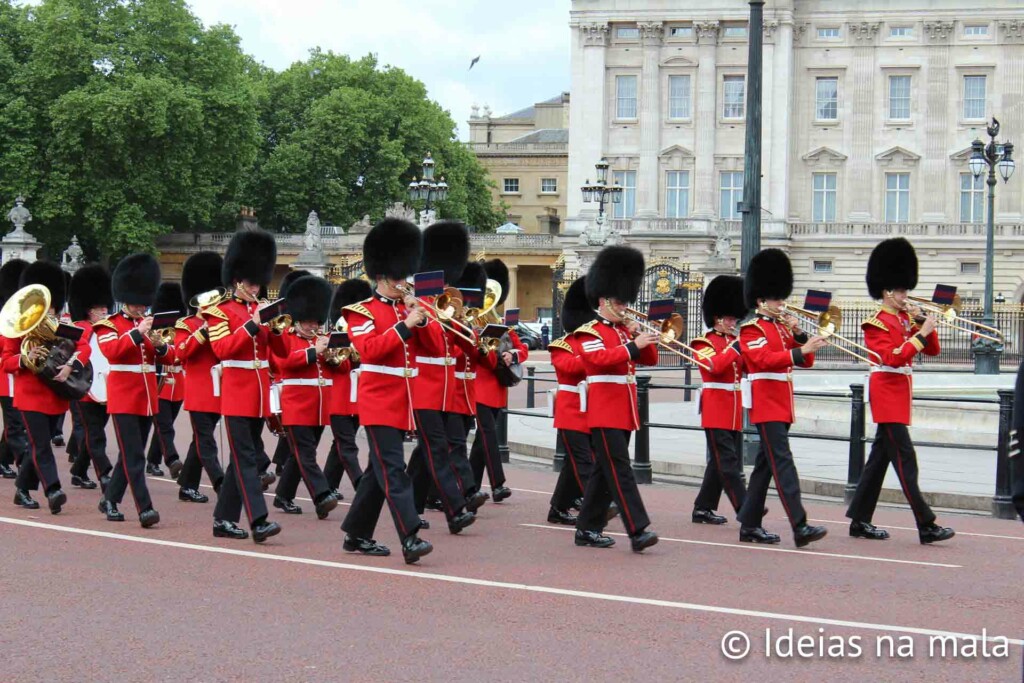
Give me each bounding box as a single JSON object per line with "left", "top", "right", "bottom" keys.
{"left": 624, "top": 300, "right": 712, "bottom": 371}
{"left": 779, "top": 290, "right": 881, "bottom": 366}
{"left": 907, "top": 284, "right": 1003, "bottom": 343}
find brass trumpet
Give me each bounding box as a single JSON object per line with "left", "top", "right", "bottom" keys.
{"left": 778, "top": 302, "right": 882, "bottom": 366}
{"left": 906, "top": 294, "right": 1003, "bottom": 343}
{"left": 324, "top": 317, "right": 356, "bottom": 365}
{"left": 394, "top": 282, "right": 477, "bottom": 345}
{"left": 623, "top": 307, "right": 712, "bottom": 371}
{"left": 149, "top": 326, "right": 176, "bottom": 347}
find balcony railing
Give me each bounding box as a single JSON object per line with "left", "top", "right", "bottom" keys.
{"left": 156, "top": 230, "right": 559, "bottom": 253}
{"left": 789, "top": 222, "right": 1024, "bottom": 237}
{"left": 467, "top": 142, "right": 568, "bottom": 155}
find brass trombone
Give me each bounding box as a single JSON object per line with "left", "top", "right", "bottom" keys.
{"left": 778, "top": 302, "right": 882, "bottom": 366}
{"left": 622, "top": 307, "right": 711, "bottom": 371}
{"left": 906, "top": 294, "right": 1003, "bottom": 343}
{"left": 394, "top": 281, "right": 477, "bottom": 345}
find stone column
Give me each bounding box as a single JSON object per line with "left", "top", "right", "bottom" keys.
{"left": 507, "top": 264, "right": 519, "bottom": 310}
{"left": 847, "top": 22, "right": 880, "bottom": 222}
{"left": 921, "top": 21, "right": 955, "bottom": 223}
{"left": 692, "top": 21, "right": 720, "bottom": 219}
{"left": 635, "top": 22, "right": 664, "bottom": 219}
{"left": 566, "top": 23, "right": 609, "bottom": 235}
{"left": 767, "top": 20, "right": 793, "bottom": 226}
{"left": 997, "top": 20, "right": 1024, "bottom": 221}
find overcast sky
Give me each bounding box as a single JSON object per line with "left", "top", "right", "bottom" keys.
{"left": 185, "top": 0, "right": 572, "bottom": 139}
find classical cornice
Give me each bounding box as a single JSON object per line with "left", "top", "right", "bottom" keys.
{"left": 579, "top": 22, "right": 609, "bottom": 47}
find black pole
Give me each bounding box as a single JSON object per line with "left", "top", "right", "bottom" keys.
{"left": 526, "top": 366, "right": 536, "bottom": 409}
{"left": 739, "top": 0, "right": 765, "bottom": 273}
{"left": 993, "top": 389, "right": 1015, "bottom": 518}
{"left": 633, "top": 375, "right": 652, "bottom": 484}
{"left": 845, "top": 384, "right": 866, "bottom": 505}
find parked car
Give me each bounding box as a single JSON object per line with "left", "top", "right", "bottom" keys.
{"left": 513, "top": 324, "right": 543, "bottom": 350}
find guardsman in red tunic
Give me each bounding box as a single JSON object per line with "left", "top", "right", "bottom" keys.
{"left": 174, "top": 252, "right": 226, "bottom": 505}
{"left": 95, "top": 255, "right": 167, "bottom": 528}
{"left": 0, "top": 259, "right": 29, "bottom": 481}
{"left": 269, "top": 269, "right": 311, "bottom": 477}
{"left": 206, "top": 229, "right": 281, "bottom": 544}
{"left": 323, "top": 279, "right": 369, "bottom": 499}
{"left": 690, "top": 275, "right": 749, "bottom": 525}
{"left": 143, "top": 282, "right": 187, "bottom": 479}
{"left": 574, "top": 246, "right": 661, "bottom": 553}
{"left": 67, "top": 265, "right": 114, "bottom": 492}
{"left": 340, "top": 218, "right": 432, "bottom": 564}
{"left": 846, "top": 238, "right": 954, "bottom": 544}
{"left": 269, "top": 275, "right": 339, "bottom": 519}
{"left": 737, "top": 249, "right": 828, "bottom": 548}
{"left": 4, "top": 261, "right": 87, "bottom": 513}
{"left": 470, "top": 258, "right": 528, "bottom": 503}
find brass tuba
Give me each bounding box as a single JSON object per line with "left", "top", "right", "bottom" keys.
{"left": 0, "top": 284, "right": 58, "bottom": 373}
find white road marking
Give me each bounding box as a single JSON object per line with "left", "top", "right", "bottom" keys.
{"left": 145, "top": 476, "right": 351, "bottom": 508}
{"left": 1, "top": 516, "right": 1014, "bottom": 646}
{"left": 809, "top": 518, "right": 1024, "bottom": 542}
{"left": 521, "top": 524, "right": 962, "bottom": 569}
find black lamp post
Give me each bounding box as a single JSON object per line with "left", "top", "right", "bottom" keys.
{"left": 581, "top": 158, "right": 623, "bottom": 243}
{"left": 968, "top": 118, "right": 1015, "bottom": 375}
{"left": 407, "top": 152, "right": 449, "bottom": 212}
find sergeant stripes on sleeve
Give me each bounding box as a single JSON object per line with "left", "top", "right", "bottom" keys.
{"left": 581, "top": 339, "right": 605, "bottom": 353}
{"left": 745, "top": 337, "right": 768, "bottom": 350}
{"left": 351, "top": 320, "right": 374, "bottom": 337}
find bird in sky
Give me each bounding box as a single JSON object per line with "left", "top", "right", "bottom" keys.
{"left": 469, "top": 55, "right": 481, "bottom": 71}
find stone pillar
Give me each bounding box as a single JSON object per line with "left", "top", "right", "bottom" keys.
{"left": 507, "top": 264, "right": 519, "bottom": 310}
{"left": 567, "top": 23, "right": 609, "bottom": 235}
{"left": 692, "top": 22, "right": 720, "bottom": 219}
{"left": 847, "top": 22, "right": 880, "bottom": 222}
{"left": 997, "top": 20, "right": 1024, "bottom": 221}
{"left": 537, "top": 210, "right": 561, "bottom": 234}
{"left": 635, "top": 22, "right": 664, "bottom": 219}
{"left": 767, "top": 20, "right": 793, "bottom": 222}
{"left": 921, "top": 21, "right": 955, "bottom": 223}
{"left": 2, "top": 196, "right": 41, "bottom": 264}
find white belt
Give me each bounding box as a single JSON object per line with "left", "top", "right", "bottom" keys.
{"left": 163, "top": 366, "right": 183, "bottom": 374}
{"left": 455, "top": 372, "right": 476, "bottom": 380}
{"left": 588, "top": 374, "right": 636, "bottom": 385}
{"left": 361, "top": 364, "right": 418, "bottom": 378}
{"left": 415, "top": 356, "right": 455, "bottom": 366}
{"left": 702, "top": 382, "right": 740, "bottom": 392}
{"left": 871, "top": 366, "right": 912, "bottom": 375}
{"left": 349, "top": 368, "right": 361, "bottom": 403}
{"left": 109, "top": 364, "right": 155, "bottom": 373}
{"left": 746, "top": 372, "right": 791, "bottom": 382}
{"left": 221, "top": 359, "right": 268, "bottom": 370}
{"left": 740, "top": 373, "right": 791, "bottom": 409}
{"left": 279, "top": 378, "right": 333, "bottom": 387}
{"left": 269, "top": 383, "right": 281, "bottom": 414}
{"left": 554, "top": 381, "right": 588, "bottom": 413}
{"left": 211, "top": 364, "right": 222, "bottom": 398}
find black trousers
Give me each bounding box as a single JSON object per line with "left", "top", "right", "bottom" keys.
{"left": 407, "top": 409, "right": 466, "bottom": 519}
{"left": 214, "top": 416, "right": 270, "bottom": 526}
{"left": 325, "top": 415, "right": 362, "bottom": 490}
{"left": 272, "top": 434, "right": 290, "bottom": 468}
{"left": 255, "top": 422, "right": 272, "bottom": 474}
{"left": 276, "top": 425, "right": 330, "bottom": 501}
{"left": 846, "top": 423, "right": 937, "bottom": 526}
{"left": 1013, "top": 455, "right": 1024, "bottom": 523}
{"left": 178, "top": 411, "right": 224, "bottom": 491}
{"left": 342, "top": 425, "right": 421, "bottom": 541}
{"left": 67, "top": 400, "right": 83, "bottom": 462}
{"left": 577, "top": 428, "right": 650, "bottom": 536}
{"left": 550, "top": 428, "right": 594, "bottom": 511}
{"left": 16, "top": 411, "right": 63, "bottom": 493}
{"left": 694, "top": 429, "right": 747, "bottom": 513}
{"left": 106, "top": 414, "right": 154, "bottom": 513}
{"left": 414, "top": 413, "right": 476, "bottom": 513}
{"left": 737, "top": 422, "right": 807, "bottom": 529}
{"left": 70, "top": 401, "right": 112, "bottom": 480}
{"left": 0, "top": 396, "right": 28, "bottom": 469}
{"left": 469, "top": 404, "right": 505, "bottom": 489}
{"left": 146, "top": 399, "right": 182, "bottom": 466}
{"left": 52, "top": 412, "right": 65, "bottom": 442}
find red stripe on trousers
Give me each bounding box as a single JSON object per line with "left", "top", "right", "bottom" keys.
{"left": 20, "top": 410, "right": 49, "bottom": 492}
{"left": 599, "top": 429, "right": 635, "bottom": 534}
{"left": 758, "top": 423, "right": 793, "bottom": 524}
{"left": 224, "top": 422, "right": 254, "bottom": 523}
{"left": 366, "top": 428, "right": 407, "bottom": 538}
{"left": 112, "top": 417, "right": 142, "bottom": 514}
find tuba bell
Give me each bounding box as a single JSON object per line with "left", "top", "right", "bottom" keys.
{"left": 0, "top": 284, "right": 58, "bottom": 373}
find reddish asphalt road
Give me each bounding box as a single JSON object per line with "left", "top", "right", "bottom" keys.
{"left": 1, "top": 417, "right": 1022, "bottom": 682}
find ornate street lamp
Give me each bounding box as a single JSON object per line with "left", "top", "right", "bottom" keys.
{"left": 969, "top": 118, "right": 1015, "bottom": 374}
{"left": 580, "top": 158, "right": 623, "bottom": 244}
{"left": 407, "top": 152, "right": 449, "bottom": 212}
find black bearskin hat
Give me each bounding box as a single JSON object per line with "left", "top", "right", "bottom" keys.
{"left": 222, "top": 229, "right": 277, "bottom": 288}
{"left": 364, "top": 218, "right": 421, "bottom": 281}
{"left": 152, "top": 282, "right": 185, "bottom": 317}
{"left": 278, "top": 269, "right": 311, "bottom": 299}
{"left": 866, "top": 238, "right": 918, "bottom": 300}
{"left": 112, "top": 254, "right": 161, "bottom": 307}
{"left": 0, "top": 259, "right": 29, "bottom": 304}
{"left": 69, "top": 264, "right": 113, "bottom": 322}
{"left": 702, "top": 275, "right": 747, "bottom": 328}
{"left": 20, "top": 260, "right": 67, "bottom": 313}
{"left": 562, "top": 276, "right": 595, "bottom": 334}
{"left": 455, "top": 262, "right": 486, "bottom": 292}
{"left": 285, "top": 275, "right": 332, "bottom": 324}
{"left": 421, "top": 220, "right": 469, "bottom": 285}
{"left": 331, "top": 278, "right": 373, "bottom": 322}
{"left": 483, "top": 259, "right": 510, "bottom": 305}
{"left": 744, "top": 248, "right": 792, "bottom": 309}
{"left": 585, "top": 246, "right": 644, "bottom": 308}
{"left": 181, "top": 252, "right": 223, "bottom": 307}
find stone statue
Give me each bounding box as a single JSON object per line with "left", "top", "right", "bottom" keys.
{"left": 385, "top": 202, "right": 416, "bottom": 221}
{"left": 304, "top": 210, "right": 322, "bottom": 253}
{"left": 6, "top": 196, "right": 32, "bottom": 237}
{"left": 349, "top": 214, "right": 372, "bottom": 234}
{"left": 61, "top": 235, "right": 85, "bottom": 273}
{"left": 713, "top": 221, "right": 733, "bottom": 259}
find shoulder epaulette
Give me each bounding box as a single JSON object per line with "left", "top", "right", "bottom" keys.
{"left": 204, "top": 305, "right": 229, "bottom": 321}
{"left": 342, "top": 302, "right": 374, "bottom": 320}
{"left": 862, "top": 316, "right": 888, "bottom": 332}
{"left": 174, "top": 320, "right": 191, "bottom": 332}
{"left": 740, "top": 319, "right": 761, "bottom": 329}
{"left": 549, "top": 337, "right": 572, "bottom": 353}
{"left": 689, "top": 334, "right": 712, "bottom": 347}
{"left": 573, "top": 321, "right": 602, "bottom": 339}
{"left": 93, "top": 318, "right": 116, "bottom": 331}
{"left": 689, "top": 335, "right": 716, "bottom": 358}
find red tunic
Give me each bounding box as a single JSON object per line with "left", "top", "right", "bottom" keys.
{"left": 450, "top": 345, "right": 496, "bottom": 417}
{"left": 408, "top": 300, "right": 468, "bottom": 412}
{"left": 863, "top": 306, "right": 940, "bottom": 425}
{"left": 2, "top": 323, "right": 90, "bottom": 416}
{"left": 0, "top": 333, "right": 13, "bottom": 398}
{"left": 692, "top": 330, "right": 744, "bottom": 432}
{"left": 157, "top": 318, "right": 186, "bottom": 402}
{"left": 205, "top": 297, "right": 272, "bottom": 419}
{"left": 549, "top": 334, "right": 588, "bottom": 434}
{"left": 325, "top": 356, "right": 357, "bottom": 418}
{"left": 739, "top": 315, "right": 814, "bottom": 425}
{"left": 576, "top": 318, "right": 659, "bottom": 432}
{"left": 343, "top": 294, "right": 416, "bottom": 431}
{"left": 94, "top": 311, "right": 172, "bottom": 417}
{"left": 73, "top": 321, "right": 99, "bottom": 405}
{"left": 272, "top": 329, "right": 331, "bottom": 427}
{"left": 475, "top": 329, "right": 529, "bottom": 409}
{"left": 177, "top": 315, "right": 220, "bottom": 414}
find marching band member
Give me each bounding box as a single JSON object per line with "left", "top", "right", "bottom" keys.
{"left": 144, "top": 282, "right": 187, "bottom": 479}
{"left": 67, "top": 264, "right": 114, "bottom": 492}
{"left": 340, "top": 218, "right": 432, "bottom": 563}
{"left": 95, "top": 254, "right": 168, "bottom": 527}
{"left": 205, "top": 229, "right": 281, "bottom": 543}
{"left": 270, "top": 275, "right": 339, "bottom": 519}
{"left": 690, "top": 275, "right": 749, "bottom": 525}
{"left": 737, "top": 249, "right": 828, "bottom": 547}
{"left": 846, "top": 238, "right": 955, "bottom": 544}
{"left": 470, "top": 258, "right": 527, "bottom": 503}
{"left": 573, "top": 246, "right": 660, "bottom": 552}
{"left": 323, "top": 278, "right": 370, "bottom": 498}
{"left": 1012, "top": 361, "right": 1024, "bottom": 523}
{"left": 270, "top": 269, "right": 311, "bottom": 476}
{"left": 174, "top": 251, "right": 226, "bottom": 504}
{"left": 5, "top": 261, "right": 86, "bottom": 513}
{"left": 0, "top": 259, "right": 28, "bottom": 480}
{"left": 405, "top": 221, "right": 479, "bottom": 532}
